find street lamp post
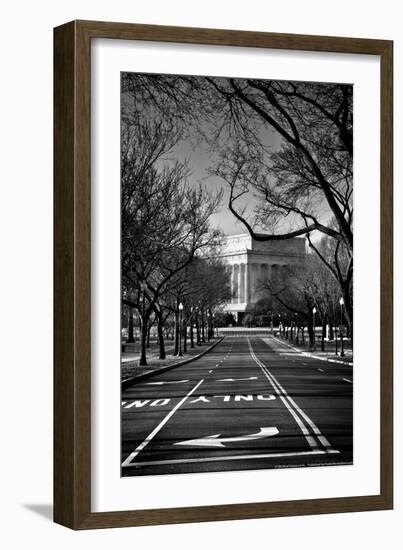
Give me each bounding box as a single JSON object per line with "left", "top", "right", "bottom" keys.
{"left": 189, "top": 306, "right": 194, "bottom": 348}
{"left": 312, "top": 307, "right": 317, "bottom": 351}
{"left": 335, "top": 323, "right": 338, "bottom": 355}
{"left": 139, "top": 281, "right": 147, "bottom": 366}
{"left": 200, "top": 302, "right": 206, "bottom": 343}
{"left": 339, "top": 297, "right": 345, "bottom": 357}
{"left": 178, "top": 302, "right": 184, "bottom": 356}
{"left": 210, "top": 312, "right": 216, "bottom": 338}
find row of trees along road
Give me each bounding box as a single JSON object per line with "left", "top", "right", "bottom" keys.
{"left": 122, "top": 75, "right": 353, "bottom": 341}
{"left": 121, "top": 88, "right": 231, "bottom": 366}
{"left": 243, "top": 236, "right": 351, "bottom": 349}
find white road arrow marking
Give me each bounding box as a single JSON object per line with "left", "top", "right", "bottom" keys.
{"left": 145, "top": 379, "right": 189, "bottom": 386}
{"left": 174, "top": 426, "right": 279, "bottom": 448}
{"left": 216, "top": 376, "right": 258, "bottom": 382}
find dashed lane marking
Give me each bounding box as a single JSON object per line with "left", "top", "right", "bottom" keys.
{"left": 216, "top": 376, "right": 258, "bottom": 382}
{"left": 145, "top": 379, "right": 189, "bottom": 386}
{"left": 317, "top": 368, "right": 324, "bottom": 373}
{"left": 342, "top": 378, "right": 352, "bottom": 384}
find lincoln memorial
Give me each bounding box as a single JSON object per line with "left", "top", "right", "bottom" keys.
{"left": 219, "top": 233, "right": 306, "bottom": 323}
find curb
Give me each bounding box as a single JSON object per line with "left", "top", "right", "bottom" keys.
{"left": 122, "top": 347, "right": 175, "bottom": 364}
{"left": 122, "top": 337, "right": 224, "bottom": 389}
{"left": 271, "top": 336, "right": 353, "bottom": 366}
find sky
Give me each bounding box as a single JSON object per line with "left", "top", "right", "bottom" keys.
{"left": 164, "top": 117, "right": 283, "bottom": 237}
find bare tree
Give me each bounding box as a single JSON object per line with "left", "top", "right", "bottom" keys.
{"left": 205, "top": 80, "right": 353, "bottom": 330}
{"left": 120, "top": 74, "right": 354, "bottom": 355}
{"left": 121, "top": 115, "right": 223, "bottom": 365}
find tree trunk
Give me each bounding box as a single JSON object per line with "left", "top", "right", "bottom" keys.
{"left": 343, "top": 286, "right": 353, "bottom": 346}
{"left": 201, "top": 309, "right": 206, "bottom": 343}
{"left": 190, "top": 318, "right": 194, "bottom": 348}
{"left": 127, "top": 308, "right": 134, "bottom": 343}
{"left": 157, "top": 312, "right": 165, "bottom": 360}
{"left": 195, "top": 314, "right": 201, "bottom": 345}
{"left": 139, "top": 314, "right": 148, "bottom": 366}
{"left": 146, "top": 320, "right": 152, "bottom": 348}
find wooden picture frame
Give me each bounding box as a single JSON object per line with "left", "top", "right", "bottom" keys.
{"left": 54, "top": 20, "right": 393, "bottom": 529}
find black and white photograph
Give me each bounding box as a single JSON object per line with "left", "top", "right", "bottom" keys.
{"left": 120, "top": 72, "right": 353, "bottom": 477}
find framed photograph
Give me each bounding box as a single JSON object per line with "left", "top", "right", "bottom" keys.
{"left": 54, "top": 20, "right": 393, "bottom": 529}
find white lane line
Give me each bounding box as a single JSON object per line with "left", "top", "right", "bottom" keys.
{"left": 121, "top": 401, "right": 127, "bottom": 406}
{"left": 209, "top": 370, "right": 213, "bottom": 373}
{"left": 261, "top": 356, "right": 334, "bottom": 451}
{"left": 247, "top": 339, "right": 318, "bottom": 451}
{"left": 122, "top": 378, "right": 204, "bottom": 467}
{"left": 317, "top": 368, "right": 324, "bottom": 373}
{"left": 125, "top": 449, "right": 340, "bottom": 468}
{"left": 248, "top": 338, "right": 336, "bottom": 453}
{"left": 260, "top": 369, "right": 318, "bottom": 450}
{"left": 216, "top": 376, "right": 258, "bottom": 382}
{"left": 342, "top": 378, "right": 352, "bottom": 384}
{"left": 145, "top": 379, "right": 189, "bottom": 386}
{"left": 271, "top": 372, "right": 335, "bottom": 451}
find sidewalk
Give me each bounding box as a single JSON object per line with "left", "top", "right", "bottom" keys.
{"left": 121, "top": 338, "right": 222, "bottom": 381}
{"left": 271, "top": 334, "right": 353, "bottom": 366}
{"left": 121, "top": 343, "right": 175, "bottom": 363}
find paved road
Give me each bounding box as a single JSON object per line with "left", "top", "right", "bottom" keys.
{"left": 121, "top": 336, "right": 353, "bottom": 476}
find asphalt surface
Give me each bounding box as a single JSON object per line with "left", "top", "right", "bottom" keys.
{"left": 121, "top": 336, "right": 353, "bottom": 476}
